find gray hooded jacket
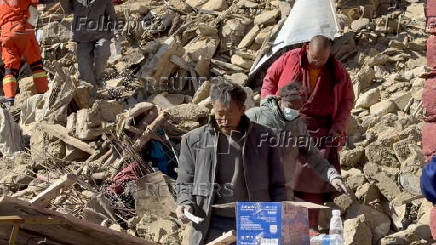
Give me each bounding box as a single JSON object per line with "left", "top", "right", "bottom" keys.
{"left": 245, "top": 96, "right": 341, "bottom": 199}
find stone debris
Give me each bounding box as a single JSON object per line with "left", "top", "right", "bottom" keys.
{"left": 0, "top": 0, "right": 432, "bottom": 244}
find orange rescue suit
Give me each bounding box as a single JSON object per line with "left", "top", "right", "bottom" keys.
{"left": 0, "top": 0, "right": 48, "bottom": 100}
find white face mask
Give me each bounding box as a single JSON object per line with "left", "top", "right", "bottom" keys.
{"left": 282, "top": 107, "right": 299, "bottom": 121}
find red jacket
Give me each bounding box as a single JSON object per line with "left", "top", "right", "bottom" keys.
{"left": 261, "top": 45, "right": 355, "bottom": 135}
{"left": 0, "top": 0, "right": 38, "bottom": 28}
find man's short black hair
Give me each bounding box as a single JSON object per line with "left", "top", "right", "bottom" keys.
{"left": 210, "top": 81, "right": 247, "bottom": 107}
{"left": 278, "top": 82, "right": 302, "bottom": 101}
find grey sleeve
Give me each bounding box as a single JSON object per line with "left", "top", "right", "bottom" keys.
{"left": 175, "top": 135, "right": 195, "bottom": 206}
{"left": 59, "top": 0, "right": 73, "bottom": 14}
{"left": 295, "top": 119, "right": 341, "bottom": 182}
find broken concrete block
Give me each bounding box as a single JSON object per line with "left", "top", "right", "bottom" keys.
{"left": 390, "top": 91, "right": 412, "bottom": 111}
{"left": 184, "top": 37, "right": 218, "bottom": 63}
{"left": 370, "top": 100, "right": 398, "bottom": 117}
{"left": 106, "top": 78, "right": 124, "bottom": 88}
{"left": 344, "top": 215, "right": 372, "bottom": 245}
{"left": 255, "top": 26, "right": 273, "bottom": 44}
{"left": 192, "top": 81, "right": 211, "bottom": 104}
{"left": 356, "top": 88, "right": 380, "bottom": 109}
{"left": 238, "top": 25, "right": 260, "bottom": 49}
{"left": 351, "top": 18, "right": 370, "bottom": 32}
{"left": 340, "top": 147, "right": 365, "bottom": 168}
{"left": 346, "top": 203, "right": 391, "bottom": 243}
{"left": 230, "top": 72, "right": 248, "bottom": 87}
{"left": 135, "top": 173, "right": 176, "bottom": 218}
{"left": 140, "top": 37, "right": 185, "bottom": 83}
{"left": 201, "top": 0, "right": 228, "bottom": 11}
{"left": 254, "top": 9, "right": 279, "bottom": 26}
{"left": 231, "top": 54, "right": 253, "bottom": 69}
{"left": 73, "top": 81, "right": 94, "bottom": 109}
{"left": 149, "top": 93, "right": 186, "bottom": 109}
{"left": 355, "top": 183, "right": 381, "bottom": 204}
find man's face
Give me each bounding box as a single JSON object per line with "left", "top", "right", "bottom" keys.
{"left": 307, "top": 45, "right": 331, "bottom": 69}
{"left": 214, "top": 100, "right": 245, "bottom": 135}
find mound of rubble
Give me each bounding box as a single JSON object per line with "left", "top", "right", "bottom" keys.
{"left": 0, "top": 0, "right": 431, "bottom": 244}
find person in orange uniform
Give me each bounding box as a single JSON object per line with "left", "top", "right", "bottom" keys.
{"left": 0, "top": 0, "right": 54, "bottom": 108}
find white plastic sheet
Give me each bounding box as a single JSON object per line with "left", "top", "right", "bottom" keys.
{"left": 0, "top": 109, "right": 23, "bottom": 156}
{"left": 250, "top": 0, "right": 341, "bottom": 75}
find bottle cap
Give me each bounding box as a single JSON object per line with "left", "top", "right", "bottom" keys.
{"left": 332, "top": 209, "right": 341, "bottom": 216}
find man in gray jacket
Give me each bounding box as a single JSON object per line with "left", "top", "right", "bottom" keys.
{"left": 175, "top": 81, "right": 288, "bottom": 244}
{"left": 60, "top": 0, "right": 117, "bottom": 86}
{"left": 245, "top": 82, "right": 348, "bottom": 201}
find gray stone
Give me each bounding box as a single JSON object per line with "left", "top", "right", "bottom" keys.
{"left": 374, "top": 172, "right": 402, "bottom": 201}
{"left": 370, "top": 100, "right": 398, "bottom": 117}
{"left": 351, "top": 18, "right": 370, "bottom": 32}
{"left": 356, "top": 88, "right": 380, "bottom": 108}
{"left": 343, "top": 168, "right": 366, "bottom": 192}
{"left": 365, "top": 143, "right": 399, "bottom": 168}
{"left": 340, "top": 148, "right": 365, "bottom": 168}
{"left": 391, "top": 91, "right": 412, "bottom": 111}
{"left": 367, "top": 54, "right": 390, "bottom": 67}
{"left": 231, "top": 54, "right": 253, "bottom": 69}
{"left": 192, "top": 81, "right": 211, "bottom": 104}
{"left": 344, "top": 215, "right": 372, "bottom": 245}
{"left": 354, "top": 66, "right": 376, "bottom": 93}
{"left": 238, "top": 25, "right": 260, "bottom": 49}
{"left": 346, "top": 203, "right": 391, "bottom": 243}
{"left": 230, "top": 73, "right": 249, "bottom": 87}
{"left": 254, "top": 9, "right": 279, "bottom": 26}
{"left": 355, "top": 183, "right": 381, "bottom": 204}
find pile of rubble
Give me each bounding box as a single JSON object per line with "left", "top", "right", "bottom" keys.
{"left": 0, "top": 0, "right": 431, "bottom": 244}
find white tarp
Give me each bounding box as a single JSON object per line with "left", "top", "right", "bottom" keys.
{"left": 0, "top": 109, "right": 23, "bottom": 156}
{"left": 250, "top": 0, "right": 341, "bottom": 75}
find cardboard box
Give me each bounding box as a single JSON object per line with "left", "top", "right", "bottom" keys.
{"left": 236, "top": 202, "right": 329, "bottom": 245}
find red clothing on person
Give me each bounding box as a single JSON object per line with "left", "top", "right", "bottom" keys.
{"left": 261, "top": 45, "right": 354, "bottom": 230}
{"left": 0, "top": 0, "right": 48, "bottom": 99}
{"left": 261, "top": 45, "right": 354, "bottom": 136}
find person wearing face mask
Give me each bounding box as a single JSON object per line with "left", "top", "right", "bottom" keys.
{"left": 175, "top": 81, "right": 288, "bottom": 245}
{"left": 259, "top": 35, "right": 354, "bottom": 232}
{"left": 246, "top": 82, "right": 348, "bottom": 204}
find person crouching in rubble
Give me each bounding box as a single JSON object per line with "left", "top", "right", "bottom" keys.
{"left": 246, "top": 82, "right": 348, "bottom": 201}
{"left": 60, "top": 0, "right": 118, "bottom": 87}
{"left": 175, "top": 81, "right": 288, "bottom": 245}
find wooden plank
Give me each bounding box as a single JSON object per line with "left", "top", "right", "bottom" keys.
{"left": 31, "top": 174, "right": 78, "bottom": 207}
{"left": 0, "top": 216, "right": 66, "bottom": 225}
{"left": 37, "top": 122, "right": 96, "bottom": 155}
{"left": 206, "top": 230, "right": 236, "bottom": 245}
{"left": 0, "top": 196, "right": 156, "bottom": 245}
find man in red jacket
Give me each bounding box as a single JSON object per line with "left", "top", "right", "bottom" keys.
{"left": 261, "top": 35, "right": 354, "bottom": 231}
{"left": 0, "top": 0, "right": 54, "bottom": 108}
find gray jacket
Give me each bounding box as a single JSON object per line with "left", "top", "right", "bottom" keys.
{"left": 245, "top": 96, "right": 341, "bottom": 199}
{"left": 60, "top": 0, "right": 116, "bottom": 42}
{"left": 176, "top": 115, "right": 288, "bottom": 245}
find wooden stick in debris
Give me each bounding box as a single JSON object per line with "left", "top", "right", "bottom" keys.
{"left": 206, "top": 230, "right": 236, "bottom": 245}
{"left": 31, "top": 174, "right": 78, "bottom": 207}
{"left": 37, "top": 122, "right": 96, "bottom": 155}
{"left": 133, "top": 111, "right": 168, "bottom": 151}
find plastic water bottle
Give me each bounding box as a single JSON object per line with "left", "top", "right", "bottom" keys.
{"left": 329, "top": 209, "right": 344, "bottom": 244}
{"left": 310, "top": 234, "right": 343, "bottom": 245}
